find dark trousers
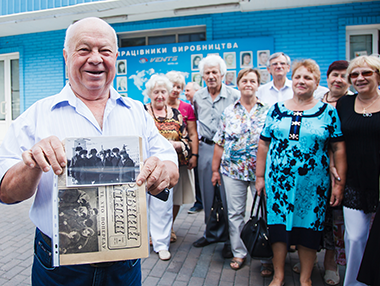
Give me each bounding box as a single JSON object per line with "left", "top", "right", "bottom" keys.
{"left": 32, "top": 228, "right": 141, "bottom": 286}
{"left": 193, "top": 165, "right": 203, "bottom": 209}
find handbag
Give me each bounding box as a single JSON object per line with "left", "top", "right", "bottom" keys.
{"left": 205, "top": 184, "right": 229, "bottom": 243}
{"left": 240, "top": 192, "right": 273, "bottom": 259}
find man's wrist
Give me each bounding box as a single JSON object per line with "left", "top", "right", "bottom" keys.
{"left": 190, "top": 153, "right": 199, "bottom": 158}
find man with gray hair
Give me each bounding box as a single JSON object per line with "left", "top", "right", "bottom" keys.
{"left": 192, "top": 55, "right": 240, "bottom": 258}
{"left": 184, "top": 82, "right": 201, "bottom": 105}
{"left": 257, "top": 52, "right": 328, "bottom": 106}
{"left": 0, "top": 17, "right": 178, "bottom": 285}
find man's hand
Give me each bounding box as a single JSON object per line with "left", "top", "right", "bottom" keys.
{"left": 136, "top": 156, "right": 178, "bottom": 195}
{"left": 187, "top": 156, "right": 197, "bottom": 170}
{"left": 0, "top": 136, "right": 66, "bottom": 204}
{"left": 22, "top": 136, "right": 66, "bottom": 175}
{"left": 211, "top": 171, "right": 221, "bottom": 186}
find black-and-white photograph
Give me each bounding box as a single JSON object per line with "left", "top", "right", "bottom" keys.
{"left": 259, "top": 69, "right": 271, "bottom": 84}
{"left": 191, "top": 54, "right": 203, "bottom": 71}
{"left": 257, "top": 50, "right": 270, "bottom": 67}
{"left": 192, "top": 72, "right": 203, "bottom": 87}
{"left": 240, "top": 51, "right": 253, "bottom": 68}
{"left": 117, "top": 59, "right": 127, "bottom": 75}
{"left": 224, "top": 71, "right": 236, "bottom": 86}
{"left": 224, "top": 52, "right": 236, "bottom": 69}
{"left": 66, "top": 136, "right": 141, "bottom": 187}
{"left": 117, "top": 76, "right": 128, "bottom": 91}
{"left": 58, "top": 188, "right": 99, "bottom": 255}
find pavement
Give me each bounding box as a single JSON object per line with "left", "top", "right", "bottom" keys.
{"left": 0, "top": 196, "right": 346, "bottom": 286}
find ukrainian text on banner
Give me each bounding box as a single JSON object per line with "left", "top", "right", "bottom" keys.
{"left": 114, "top": 37, "right": 274, "bottom": 103}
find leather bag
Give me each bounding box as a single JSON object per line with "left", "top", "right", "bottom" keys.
{"left": 240, "top": 192, "right": 273, "bottom": 259}
{"left": 205, "top": 184, "right": 229, "bottom": 243}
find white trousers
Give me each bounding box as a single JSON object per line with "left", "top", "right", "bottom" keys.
{"left": 147, "top": 189, "right": 173, "bottom": 252}
{"left": 222, "top": 175, "right": 255, "bottom": 258}
{"left": 343, "top": 206, "right": 372, "bottom": 286}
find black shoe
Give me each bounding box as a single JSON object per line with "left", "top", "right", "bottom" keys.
{"left": 188, "top": 206, "right": 203, "bottom": 214}
{"left": 222, "top": 243, "right": 233, "bottom": 258}
{"left": 193, "top": 237, "right": 212, "bottom": 247}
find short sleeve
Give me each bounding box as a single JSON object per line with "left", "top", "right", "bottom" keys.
{"left": 186, "top": 104, "right": 196, "bottom": 121}
{"left": 212, "top": 111, "right": 227, "bottom": 147}
{"left": 260, "top": 104, "right": 275, "bottom": 141}
{"left": 327, "top": 105, "right": 344, "bottom": 142}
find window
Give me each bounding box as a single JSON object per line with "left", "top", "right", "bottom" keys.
{"left": 346, "top": 25, "right": 379, "bottom": 60}
{"left": 0, "top": 52, "right": 20, "bottom": 142}
{"left": 118, "top": 26, "right": 206, "bottom": 48}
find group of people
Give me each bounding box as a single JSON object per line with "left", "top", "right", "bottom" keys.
{"left": 58, "top": 189, "right": 97, "bottom": 254}
{"left": 158, "top": 49, "right": 379, "bottom": 286}
{"left": 0, "top": 15, "right": 379, "bottom": 286}
{"left": 67, "top": 145, "right": 136, "bottom": 185}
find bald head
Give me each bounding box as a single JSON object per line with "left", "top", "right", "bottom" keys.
{"left": 64, "top": 17, "right": 118, "bottom": 54}
{"left": 62, "top": 17, "right": 119, "bottom": 100}
{"left": 184, "top": 82, "right": 201, "bottom": 104}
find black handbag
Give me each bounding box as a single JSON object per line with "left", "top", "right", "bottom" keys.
{"left": 240, "top": 192, "right": 273, "bottom": 259}
{"left": 205, "top": 184, "right": 229, "bottom": 243}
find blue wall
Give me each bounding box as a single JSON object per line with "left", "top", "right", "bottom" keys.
{"left": 0, "top": 1, "right": 379, "bottom": 111}
{"left": 0, "top": 0, "right": 103, "bottom": 16}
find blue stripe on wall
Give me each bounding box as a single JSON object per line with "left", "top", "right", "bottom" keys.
{"left": 0, "top": 1, "right": 379, "bottom": 111}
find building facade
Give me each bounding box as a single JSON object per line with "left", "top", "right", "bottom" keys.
{"left": 0, "top": 0, "right": 379, "bottom": 140}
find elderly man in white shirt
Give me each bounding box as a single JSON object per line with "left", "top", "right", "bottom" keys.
{"left": 0, "top": 17, "right": 178, "bottom": 286}
{"left": 257, "top": 52, "right": 328, "bottom": 107}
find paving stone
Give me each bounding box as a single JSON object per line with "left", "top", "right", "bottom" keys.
{"left": 1, "top": 259, "right": 23, "bottom": 271}
{"left": 142, "top": 276, "right": 159, "bottom": 286}
{"left": 1, "top": 198, "right": 344, "bottom": 286}
{"left": 157, "top": 271, "right": 177, "bottom": 285}
{"left": 3, "top": 265, "right": 24, "bottom": 279}
{"left": 172, "top": 281, "right": 187, "bottom": 286}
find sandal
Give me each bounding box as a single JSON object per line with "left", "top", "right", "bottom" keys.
{"left": 230, "top": 257, "right": 245, "bottom": 270}
{"left": 324, "top": 269, "right": 340, "bottom": 286}
{"left": 260, "top": 263, "right": 274, "bottom": 277}
{"left": 170, "top": 230, "right": 177, "bottom": 243}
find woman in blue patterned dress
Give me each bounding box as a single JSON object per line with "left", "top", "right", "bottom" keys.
{"left": 255, "top": 59, "right": 347, "bottom": 286}
{"left": 211, "top": 68, "right": 269, "bottom": 270}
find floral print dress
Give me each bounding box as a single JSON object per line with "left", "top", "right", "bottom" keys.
{"left": 260, "top": 101, "right": 343, "bottom": 248}
{"left": 213, "top": 99, "right": 269, "bottom": 181}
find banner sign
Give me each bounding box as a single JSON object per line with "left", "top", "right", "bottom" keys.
{"left": 114, "top": 37, "right": 274, "bottom": 103}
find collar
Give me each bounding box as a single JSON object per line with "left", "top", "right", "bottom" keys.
{"left": 269, "top": 77, "right": 292, "bottom": 91}
{"left": 200, "top": 84, "right": 229, "bottom": 99}
{"left": 51, "top": 83, "right": 130, "bottom": 110}
{"left": 233, "top": 98, "right": 264, "bottom": 108}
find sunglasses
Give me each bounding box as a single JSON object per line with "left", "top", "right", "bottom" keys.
{"left": 349, "top": 70, "right": 378, "bottom": 79}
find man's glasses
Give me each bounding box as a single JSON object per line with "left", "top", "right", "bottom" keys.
{"left": 349, "top": 70, "right": 378, "bottom": 79}
{"left": 271, "top": 62, "right": 287, "bottom": 67}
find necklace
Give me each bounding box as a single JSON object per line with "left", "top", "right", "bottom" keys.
{"left": 150, "top": 104, "right": 167, "bottom": 122}
{"left": 324, "top": 91, "right": 344, "bottom": 103}
{"left": 357, "top": 94, "right": 380, "bottom": 117}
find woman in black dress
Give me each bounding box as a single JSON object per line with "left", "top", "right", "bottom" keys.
{"left": 335, "top": 55, "right": 380, "bottom": 286}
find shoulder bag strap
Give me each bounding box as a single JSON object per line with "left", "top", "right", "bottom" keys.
{"left": 259, "top": 192, "right": 268, "bottom": 223}
{"left": 250, "top": 192, "right": 260, "bottom": 218}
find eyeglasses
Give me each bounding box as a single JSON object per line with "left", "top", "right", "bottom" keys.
{"left": 271, "top": 62, "right": 287, "bottom": 67}
{"left": 349, "top": 70, "right": 378, "bottom": 79}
